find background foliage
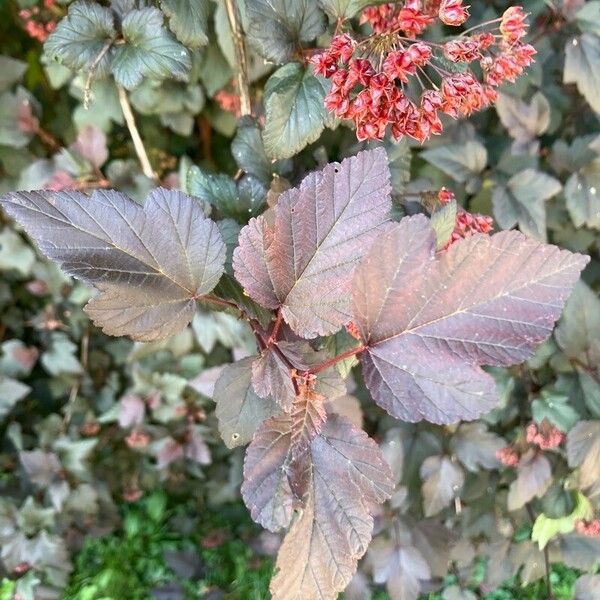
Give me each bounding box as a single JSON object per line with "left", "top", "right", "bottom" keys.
{"left": 0, "top": 0, "right": 599, "bottom": 599}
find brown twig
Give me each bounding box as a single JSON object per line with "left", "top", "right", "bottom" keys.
{"left": 116, "top": 85, "right": 158, "bottom": 181}
{"left": 84, "top": 38, "right": 114, "bottom": 109}
{"left": 223, "top": 0, "right": 252, "bottom": 116}
{"left": 34, "top": 124, "right": 61, "bottom": 152}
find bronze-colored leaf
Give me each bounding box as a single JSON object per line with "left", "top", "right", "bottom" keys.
{"left": 1, "top": 188, "right": 226, "bottom": 341}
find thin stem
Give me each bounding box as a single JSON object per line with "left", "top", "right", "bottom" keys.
{"left": 543, "top": 544, "right": 554, "bottom": 600}
{"left": 34, "top": 124, "right": 61, "bottom": 152}
{"left": 268, "top": 309, "right": 284, "bottom": 345}
{"left": 84, "top": 39, "right": 114, "bottom": 109}
{"left": 308, "top": 345, "right": 366, "bottom": 375}
{"left": 224, "top": 0, "right": 252, "bottom": 116}
{"left": 116, "top": 85, "right": 158, "bottom": 181}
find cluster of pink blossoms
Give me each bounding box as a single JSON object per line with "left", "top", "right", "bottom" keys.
{"left": 311, "top": 1, "right": 535, "bottom": 142}
{"left": 496, "top": 420, "right": 566, "bottom": 467}
{"left": 526, "top": 421, "right": 565, "bottom": 450}
{"left": 18, "top": 0, "right": 57, "bottom": 43}
{"left": 575, "top": 519, "right": 600, "bottom": 537}
{"left": 438, "top": 187, "right": 494, "bottom": 248}
{"left": 496, "top": 446, "right": 520, "bottom": 467}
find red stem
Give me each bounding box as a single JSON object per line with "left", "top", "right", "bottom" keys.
{"left": 308, "top": 345, "right": 366, "bottom": 375}
{"left": 268, "top": 309, "right": 284, "bottom": 345}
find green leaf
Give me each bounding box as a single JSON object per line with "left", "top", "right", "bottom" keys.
{"left": 318, "top": 0, "right": 375, "bottom": 19}
{"left": 565, "top": 159, "right": 600, "bottom": 230}
{"left": 430, "top": 200, "right": 457, "bottom": 250}
{"left": 532, "top": 492, "right": 593, "bottom": 549}
{"left": 232, "top": 117, "right": 276, "bottom": 183}
{"left": 0, "top": 88, "right": 36, "bottom": 149}
{"left": 574, "top": 1, "right": 600, "bottom": 36}
{"left": 492, "top": 169, "right": 562, "bottom": 241}
{"left": 421, "top": 140, "right": 487, "bottom": 191}
{"left": 0, "top": 56, "right": 27, "bottom": 92}
{"left": 564, "top": 34, "right": 600, "bottom": 114}
{"left": 187, "top": 166, "right": 265, "bottom": 220}
{"left": 0, "top": 227, "right": 36, "bottom": 276}
{"left": 263, "top": 63, "right": 328, "bottom": 160}
{"left": 246, "top": 0, "right": 326, "bottom": 64}
{"left": 0, "top": 376, "right": 30, "bottom": 419}
{"left": 44, "top": 1, "right": 116, "bottom": 76}
{"left": 41, "top": 333, "right": 83, "bottom": 377}
{"left": 531, "top": 390, "right": 580, "bottom": 431}
{"left": 160, "top": 0, "right": 210, "bottom": 48}
{"left": 112, "top": 8, "right": 191, "bottom": 90}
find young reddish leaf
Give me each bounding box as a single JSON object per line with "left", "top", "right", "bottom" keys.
{"left": 252, "top": 340, "right": 346, "bottom": 412}
{"left": 420, "top": 455, "right": 464, "bottom": 517}
{"left": 0, "top": 188, "right": 226, "bottom": 341}
{"left": 353, "top": 215, "right": 588, "bottom": 424}
{"left": 233, "top": 149, "right": 391, "bottom": 338}
{"left": 566, "top": 421, "right": 600, "bottom": 490}
{"left": 212, "top": 357, "right": 280, "bottom": 449}
{"left": 290, "top": 386, "right": 327, "bottom": 461}
{"left": 270, "top": 415, "right": 393, "bottom": 600}
{"left": 241, "top": 415, "right": 296, "bottom": 532}
{"left": 507, "top": 450, "right": 552, "bottom": 511}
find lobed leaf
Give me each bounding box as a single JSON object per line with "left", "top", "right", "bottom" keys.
{"left": 233, "top": 149, "right": 392, "bottom": 338}
{"left": 564, "top": 34, "right": 600, "bottom": 114}
{"left": 267, "top": 414, "right": 393, "bottom": 600}
{"left": 507, "top": 450, "right": 552, "bottom": 511}
{"left": 44, "top": 1, "right": 116, "bottom": 77}
{"left": 0, "top": 188, "right": 226, "bottom": 341}
{"left": 246, "top": 0, "right": 326, "bottom": 64}
{"left": 112, "top": 8, "right": 191, "bottom": 90}
{"left": 566, "top": 421, "right": 600, "bottom": 490}
{"left": 353, "top": 215, "right": 588, "bottom": 424}
{"left": 262, "top": 63, "right": 330, "bottom": 160}
{"left": 160, "top": 0, "right": 210, "bottom": 48}
{"left": 420, "top": 455, "right": 464, "bottom": 517}
{"left": 492, "top": 168, "right": 562, "bottom": 241}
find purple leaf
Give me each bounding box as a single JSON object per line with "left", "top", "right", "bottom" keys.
{"left": 507, "top": 450, "right": 552, "bottom": 511}
{"left": 19, "top": 450, "right": 62, "bottom": 488}
{"left": 71, "top": 125, "right": 108, "bottom": 169}
{"left": 156, "top": 438, "right": 185, "bottom": 469}
{"left": 450, "top": 423, "right": 505, "bottom": 472}
{"left": 213, "top": 357, "right": 280, "bottom": 449}
{"left": 420, "top": 455, "right": 464, "bottom": 517}
{"left": 353, "top": 215, "right": 588, "bottom": 424}
{"left": 118, "top": 394, "right": 145, "bottom": 428}
{"left": 184, "top": 428, "right": 211, "bottom": 465}
{"left": 574, "top": 574, "right": 600, "bottom": 600}
{"left": 0, "top": 188, "right": 226, "bottom": 341}
{"left": 234, "top": 149, "right": 391, "bottom": 338}
{"left": 241, "top": 415, "right": 296, "bottom": 532}
{"left": 369, "top": 535, "right": 431, "bottom": 600}
{"left": 269, "top": 415, "right": 393, "bottom": 599}
{"left": 566, "top": 421, "right": 600, "bottom": 490}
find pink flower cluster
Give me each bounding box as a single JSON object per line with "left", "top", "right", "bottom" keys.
{"left": 311, "top": 1, "right": 535, "bottom": 142}
{"left": 526, "top": 421, "right": 565, "bottom": 450}
{"left": 496, "top": 446, "right": 520, "bottom": 467}
{"left": 438, "top": 187, "right": 494, "bottom": 248}
{"left": 19, "top": 0, "right": 57, "bottom": 43}
{"left": 575, "top": 519, "right": 600, "bottom": 537}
